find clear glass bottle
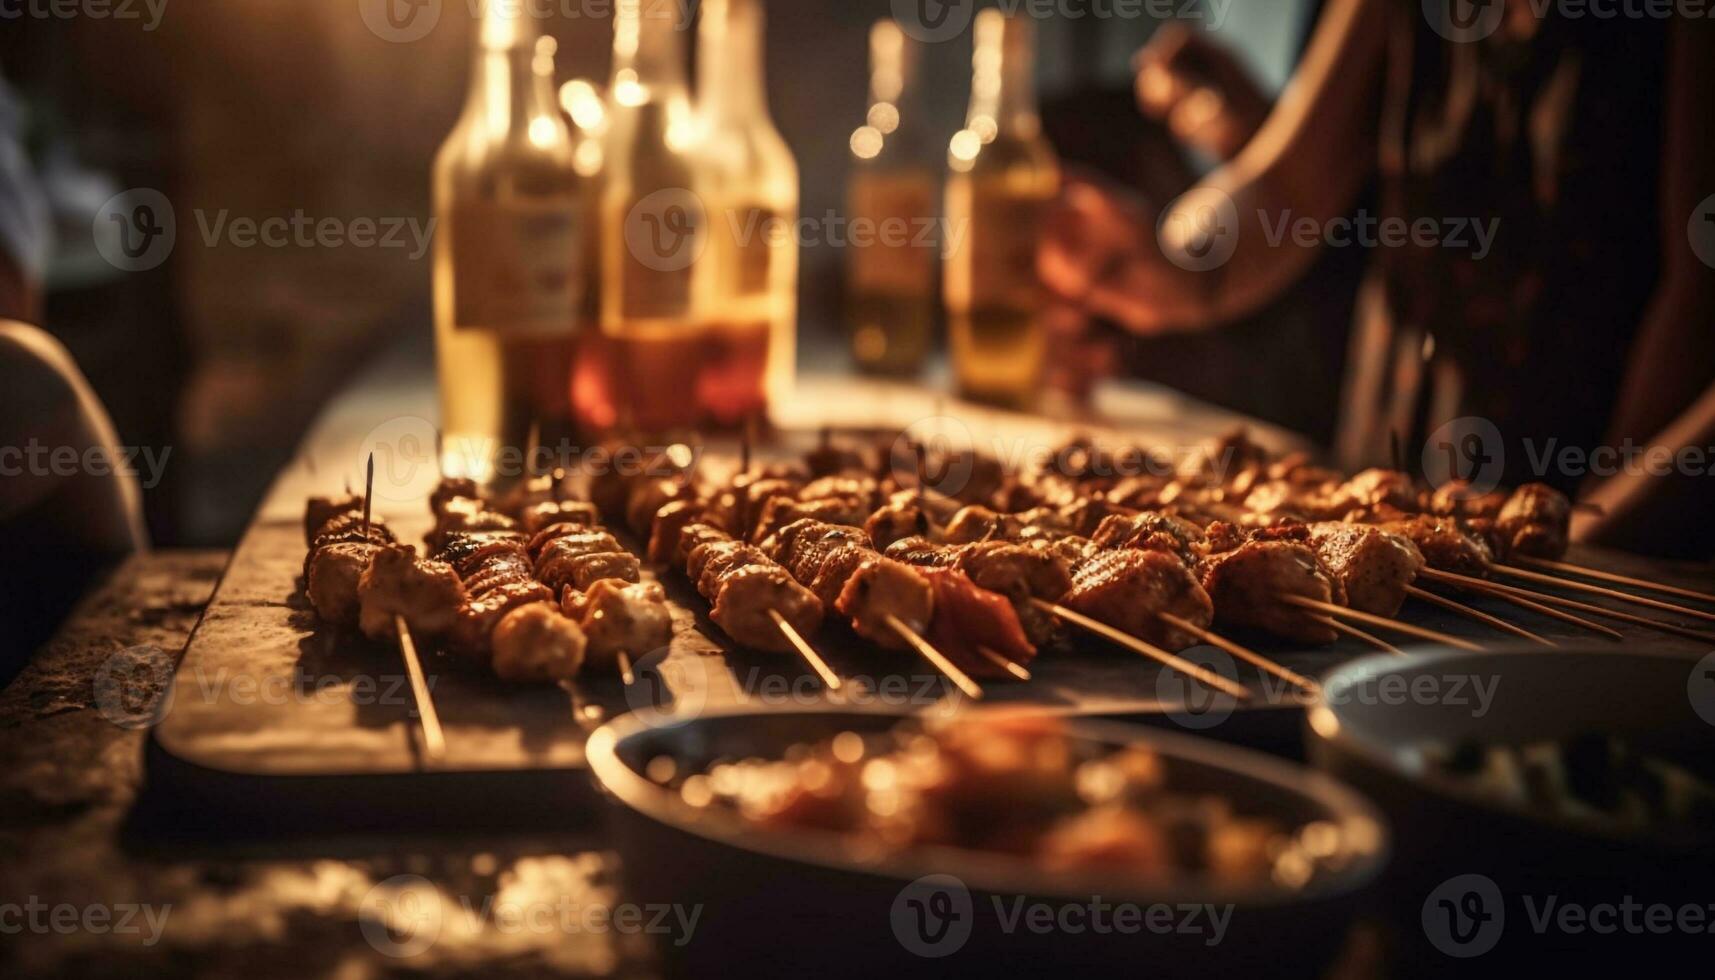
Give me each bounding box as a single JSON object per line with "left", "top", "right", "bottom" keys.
{"left": 846, "top": 20, "right": 938, "bottom": 376}
{"left": 587, "top": 0, "right": 714, "bottom": 436}
{"left": 698, "top": 0, "right": 799, "bottom": 426}
{"left": 433, "top": 5, "right": 586, "bottom": 485}
{"left": 943, "top": 10, "right": 1060, "bottom": 409}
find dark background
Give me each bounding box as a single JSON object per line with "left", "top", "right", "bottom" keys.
{"left": 1, "top": 0, "right": 1328, "bottom": 547}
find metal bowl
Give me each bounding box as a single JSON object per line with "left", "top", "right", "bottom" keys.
{"left": 585, "top": 706, "right": 1388, "bottom": 978}
{"left": 1308, "top": 647, "right": 1715, "bottom": 970}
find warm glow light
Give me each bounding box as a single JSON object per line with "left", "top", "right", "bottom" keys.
{"left": 613, "top": 70, "right": 645, "bottom": 107}
{"left": 528, "top": 115, "right": 558, "bottom": 148}
{"left": 968, "top": 115, "right": 997, "bottom": 144}
{"left": 850, "top": 125, "right": 883, "bottom": 160}
{"left": 560, "top": 78, "right": 606, "bottom": 132}
{"left": 867, "top": 102, "right": 900, "bottom": 134}
{"left": 949, "top": 128, "right": 982, "bottom": 171}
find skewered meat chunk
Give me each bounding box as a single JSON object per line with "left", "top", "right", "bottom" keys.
{"left": 800, "top": 475, "right": 881, "bottom": 507}
{"left": 305, "top": 495, "right": 363, "bottom": 545}
{"left": 531, "top": 528, "right": 624, "bottom": 566}
{"left": 708, "top": 565, "right": 824, "bottom": 653}
{"left": 1306, "top": 524, "right": 1424, "bottom": 617}
{"left": 567, "top": 580, "right": 673, "bottom": 667}
{"left": 751, "top": 495, "right": 869, "bottom": 544}
{"left": 676, "top": 523, "right": 736, "bottom": 570}
{"left": 835, "top": 557, "right": 935, "bottom": 649}
{"left": 647, "top": 500, "right": 706, "bottom": 567}
{"left": 305, "top": 513, "right": 396, "bottom": 580}
{"left": 462, "top": 551, "right": 538, "bottom": 597}
{"left": 1427, "top": 481, "right": 1509, "bottom": 519}
{"left": 1198, "top": 540, "right": 1339, "bottom": 645}
{"left": 763, "top": 520, "right": 871, "bottom": 581}
{"left": 538, "top": 551, "right": 641, "bottom": 593}
{"left": 943, "top": 505, "right": 1020, "bottom": 545}
{"left": 1378, "top": 515, "right": 1493, "bottom": 575}
{"left": 490, "top": 603, "right": 586, "bottom": 683}
{"left": 357, "top": 545, "right": 466, "bottom": 642}
{"left": 522, "top": 500, "right": 600, "bottom": 535}
{"left": 1491, "top": 483, "right": 1571, "bottom": 559}
{"left": 1063, "top": 549, "right": 1214, "bottom": 650}
{"left": 307, "top": 541, "right": 380, "bottom": 627}
{"left": 435, "top": 531, "right": 529, "bottom": 576}
{"left": 810, "top": 546, "right": 876, "bottom": 609}
{"left": 864, "top": 495, "right": 932, "bottom": 551}
{"left": 954, "top": 540, "right": 1075, "bottom": 646}
{"left": 885, "top": 536, "right": 962, "bottom": 569}
{"left": 690, "top": 541, "right": 767, "bottom": 596}
{"left": 626, "top": 477, "right": 693, "bottom": 537}
{"left": 429, "top": 496, "right": 517, "bottom": 550}
{"left": 712, "top": 476, "right": 803, "bottom": 539}
{"left": 1091, "top": 512, "right": 1207, "bottom": 567}
{"left": 923, "top": 567, "right": 1037, "bottom": 679}
{"left": 450, "top": 579, "right": 554, "bottom": 655}
{"left": 430, "top": 478, "right": 481, "bottom": 521}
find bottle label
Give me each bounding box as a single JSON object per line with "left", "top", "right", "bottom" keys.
{"left": 967, "top": 190, "right": 1049, "bottom": 311}
{"left": 850, "top": 175, "right": 937, "bottom": 295}
{"left": 452, "top": 199, "right": 583, "bottom": 335}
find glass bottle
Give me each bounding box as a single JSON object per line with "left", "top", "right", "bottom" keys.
{"left": 698, "top": 0, "right": 800, "bottom": 426}
{"left": 433, "top": 4, "right": 585, "bottom": 485}
{"left": 846, "top": 20, "right": 938, "bottom": 377}
{"left": 588, "top": 0, "right": 714, "bottom": 436}
{"left": 943, "top": 10, "right": 1060, "bottom": 409}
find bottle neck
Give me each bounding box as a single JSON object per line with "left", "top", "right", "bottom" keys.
{"left": 968, "top": 15, "right": 1040, "bottom": 139}
{"left": 462, "top": 3, "right": 552, "bottom": 133}
{"left": 698, "top": 0, "right": 769, "bottom": 128}
{"left": 610, "top": 0, "right": 690, "bottom": 105}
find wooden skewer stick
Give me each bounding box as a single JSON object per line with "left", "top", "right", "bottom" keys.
{"left": 1420, "top": 569, "right": 1623, "bottom": 641}
{"left": 884, "top": 613, "right": 984, "bottom": 701}
{"left": 615, "top": 651, "right": 637, "bottom": 687}
{"left": 1279, "top": 595, "right": 1484, "bottom": 651}
{"left": 975, "top": 645, "right": 1033, "bottom": 682}
{"left": 1426, "top": 569, "right": 1715, "bottom": 644}
{"left": 1319, "top": 615, "right": 1403, "bottom": 655}
{"left": 1404, "top": 585, "right": 1556, "bottom": 647}
{"left": 360, "top": 453, "right": 374, "bottom": 537}
{"left": 1158, "top": 612, "right": 1318, "bottom": 694}
{"left": 1512, "top": 556, "right": 1715, "bottom": 606}
{"left": 1033, "top": 600, "right": 1250, "bottom": 701}
{"left": 768, "top": 608, "right": 844, "bottom": 690}
{"left": 1420, "top": 568, "right": 1622, "bottom": 639}
{"left": 393, "top": 615, "right": 447, "bottom": 765}
{"left": 1489, "top": 563, "right": 1715, "bottom": 625}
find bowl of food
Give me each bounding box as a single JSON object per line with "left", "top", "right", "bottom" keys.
{"left": 585, "top": 707, "right": 1387, "bottom": 977}
{"left": 1308, "top": 648, "right": 1715, "bottom": 968}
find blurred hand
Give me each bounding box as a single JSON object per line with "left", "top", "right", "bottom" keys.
{"left": 1132, "top": 23, "right": 1271, "bottom": 162}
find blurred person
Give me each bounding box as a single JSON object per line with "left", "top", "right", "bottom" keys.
{"left": 0, "top": 71, "right": 147, "bottom": 674}
{"left": 1041, "top": 0, "right": 1715, "bottom": 557}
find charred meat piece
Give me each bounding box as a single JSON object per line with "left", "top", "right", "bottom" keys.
{"left": 864, "top": 497, "right": 933, "bottom": 552}
{"left": 626, "top": 477, "right": 693, "bottom": 538}
{"left": 539, "top": 551, "right": 642, "bottom": 593}
{"left": 429, "top": 496, "right": 518, "bottom": 551}
{"left": 708, "top": 565, "right": 825, "bottom": 654}
{"left": 430, "top": 478, "right": 481, "bottom": 522}
{"left": 751, "top": 495, "right": 870, "bottom": 544}
{"left": 305, "top": 495, "right": 363, "bottom": 545}
{"left": 305, "top": 513, "right": 396, "bottom": 580}
{"left": 1090, "top": 512, "right": 1207, "bottom": 567}
{"left": 450, "top": 579, "right": 554, "bottom": 656}
{"left": 1491, "top": 483, "right": 1571, "bottom": 560}
{"left": 567, "top": 580, "right": 673, "bottom": 668}
{"left": 1198, "top": 540, "right": 1338, "bottom": 645}
{"left": 1063, "top": 549, "right": 1214, "bottom": 650}
{"left": 531, "top": 528, "right": 624, "bottom": 568}
{"left": 676, "top": 523, "right": 737, "bottom": 571}
{"left": 307, "top": 541, "right": 380, "bottom": 628}
{"left": 522, "top": 499, "right": 600, "bottom": 535}
{"left": 1378, "top": 515, "right": 1494, "bottom": 575}
{"left": 462, "top": 551, "right": 538, "bottom": 598}
{"left": 1307, "top": 524, "right": 1423, "bottom": 617}
{"left": 690, "top": 541, "right": 768, "bottom": 596}
{"left": 954, "top": 541, "right": 1075, "bottom": 646}
{"left": 647, "top": 500, "right": 706, "bottom": 567}
{"left": 943, "top": 505, "right": 1020, "bottom": 545}
{"left": 885, "top": 536, "right": 962, "bottom": 569}
{"left": 835, "top": 557, "right": 935, "bottom": 649}
{"left": 435, "top": 531, "right": 529, "bottom": 577}
{"left": 490, "top": 603, "right": 586, "bottom": 683}
{"left": 357, "top": 545, "right": 466, "bottom": 642}
{"left": 800, "top": 475, "right": 882, "bottom": 508}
